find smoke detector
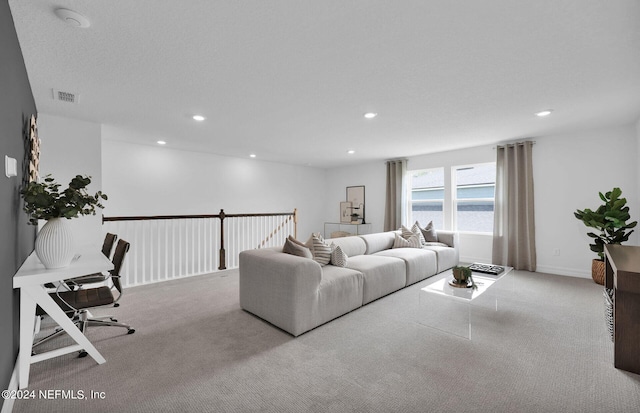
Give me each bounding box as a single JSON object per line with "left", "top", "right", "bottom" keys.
{"left": 52, "top": 89, "right": 79, "bottom": 104}
{"left": 54, "top": 8, "right": 91, "bottom": 28}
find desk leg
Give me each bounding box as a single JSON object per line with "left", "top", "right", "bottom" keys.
{"left": 25, "top": 287, "right": 106, "bottom": 362}
{"left": 18, "top": 289, "right": 36, "bottom": 389}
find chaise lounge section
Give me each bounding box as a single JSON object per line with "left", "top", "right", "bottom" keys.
{"left": 239, "top": 230, "right": 459, "bottom": 336}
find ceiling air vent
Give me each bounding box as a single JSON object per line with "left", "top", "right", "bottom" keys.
{"left": 52, "top": 89, "right": 79, "bottom": 103}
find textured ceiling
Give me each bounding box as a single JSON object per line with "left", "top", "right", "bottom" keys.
{"left": 9, "top": 0, "right": 640, "bottom": 168}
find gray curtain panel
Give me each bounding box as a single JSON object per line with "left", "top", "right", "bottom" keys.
{"left": 384, "top": 159, "right": 406, "bottom": 232}
{"left": 492, "top": 141, "right": 537, "bottom": 271}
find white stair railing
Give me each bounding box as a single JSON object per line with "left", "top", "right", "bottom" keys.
{"left": 103, "top": 209, "right": 297, "bottom": 287}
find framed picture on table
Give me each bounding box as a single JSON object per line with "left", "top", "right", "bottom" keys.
{"left": 340, "top": 202, "right": 352, "bottom": 223}
{"left": 346, "top": 185, "right": 365, "bottom": 223}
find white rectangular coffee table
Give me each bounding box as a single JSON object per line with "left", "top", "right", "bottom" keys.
{"left": 418, "top": 264, "right": 513, "bottom": 339}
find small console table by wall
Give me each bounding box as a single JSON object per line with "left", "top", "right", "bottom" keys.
{"left": 14, "top": 250, "right": 113, "bottom": 389}
{"left": 604, "top": 244, "right": 640, "bottom": 375}
{"left": 324, "top": 222, "right": 372, "bottom": 239}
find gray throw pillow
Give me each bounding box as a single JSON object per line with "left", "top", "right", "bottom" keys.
{"left": 283, "top": 237, "right": 313, "bottom": 259}
{"left": 419, "top": 221, "right": 438, "bottom": 242}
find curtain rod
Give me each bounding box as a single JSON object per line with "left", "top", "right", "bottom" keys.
{"left": 493, "top": 140, "right": 536, "bottom": 149}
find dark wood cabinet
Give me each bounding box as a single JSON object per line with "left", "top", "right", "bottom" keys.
{"left": 604, "top": 245, "right": 640, "bottom": 375}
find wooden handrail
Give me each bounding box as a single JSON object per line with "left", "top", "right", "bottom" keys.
{"left": 102, "top": 209, "right": 297, "bottom": 270}
{"left": 102, "top": 211, "right": 296, "bottom": 222}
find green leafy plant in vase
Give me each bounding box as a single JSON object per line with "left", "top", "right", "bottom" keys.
{"left": 451, "top": 265, "right": 477, "bottom": 290}
{"left": 20, "top": 174, "right": 107, "bottom": 269}
{"left": 574, "top": 187, "right": 637, "bottom": 285}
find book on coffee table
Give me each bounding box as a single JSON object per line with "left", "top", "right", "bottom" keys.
{"left": 468, "top": 263, "right": 505, "bottom": 275}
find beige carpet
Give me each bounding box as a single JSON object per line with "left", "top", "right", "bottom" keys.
{"left": 13, "top": 269, "right": 640, "bottom": 413}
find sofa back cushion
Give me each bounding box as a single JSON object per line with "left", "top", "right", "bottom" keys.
{"left": 360, "top": 232, "right": 396, "bottom": 255}
{"left": 325, "top": 235, "right": 366, "bottom": 257}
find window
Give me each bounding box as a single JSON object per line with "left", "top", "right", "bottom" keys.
{"left": 406, "top": 162, "right": 495, "bottom": 233}
{"left": 453, "top": 163, "right": 495, "bottom": 233}
{"left": 408, "top": 168, "right": 444, "bottom": 229}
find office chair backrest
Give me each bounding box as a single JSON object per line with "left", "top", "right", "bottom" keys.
{"left": 101, "top": 233, "right": 118, "bottom": 258}
{"left": 110, "top": 239, "right": 130, "bottom": 294}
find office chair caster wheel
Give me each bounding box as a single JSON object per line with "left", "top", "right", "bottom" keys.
{"left": 127, "top": 329, "right": 135, "bottom": 334}
{"left": 78, "top": 351, "right": 88, "bottom": 358}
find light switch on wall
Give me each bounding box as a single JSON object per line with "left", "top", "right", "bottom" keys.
{"left": 5, "top": 155, "right": 17, "bottom": 178}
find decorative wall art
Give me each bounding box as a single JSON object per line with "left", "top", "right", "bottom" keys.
{"left": 346, "top": 185, "right": 365, "bottom": 223}
{"left": 28, "top": 115, "right": 40, "bottom": 183}
{"left": 340, "top": 202, "right": 352, "bottom": 223}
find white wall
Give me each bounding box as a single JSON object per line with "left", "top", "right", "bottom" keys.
{"left": 324, "top": 123, "right": 639, "bottom": 278}
{"left": 38, "top": 113, "right": 103, "bottom": 249}
{"left": 324, "top": 162, "right": 387, "bottom": 234}
{"left": 101, "top": 125, "right": 327, "bottom": 238}
{"left": 324, "top": 145, "right": 495, "bottom": 263}
{"left": 534, "top": 124, "right": 638, "bottom": 277}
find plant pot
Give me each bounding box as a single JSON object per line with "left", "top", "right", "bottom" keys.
{"left": 35, "top": 218, "right": 75, "bottom": 269}
{"left": 591, "top": 259, "right": 605, "bottom": 285}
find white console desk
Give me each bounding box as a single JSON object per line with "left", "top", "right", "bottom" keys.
{"left": 13, "top": 250, "right": 113, "bottom": 389}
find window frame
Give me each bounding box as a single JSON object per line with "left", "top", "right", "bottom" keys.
{"left": 405, "top": 162, "right": 496, "bottom": 234}
{"left": 451, "top": 162, "right": 496, "bottom": 234}
{"left": 406, "top": 167, "right": 445, "bottom": 230}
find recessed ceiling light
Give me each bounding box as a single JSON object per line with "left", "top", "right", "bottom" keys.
{"left": 157, "top": 140, "right": 166, "bottom": 145}
{"left": 54, "top": 8, "right": 91, "bottom": 28}
{"left": 249, "top": 154, "right": 256, "bottom": 158}
{"left": 536, "top": 110, "right": 553, "bottom": 117}
{"left": 364, "top": 113, "right": 377, "bottom": 119}
{"left": 347, "top": 150, "right": 355, "bottom": 155}
{"left": 192, "top": 115, "right": 206, "bottom": 121}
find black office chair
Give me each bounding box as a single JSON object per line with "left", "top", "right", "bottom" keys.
{"left": 67, "top": 232, "right": 118, "bottom": 286}
{"left": 33, "top": 239, "right": 135, "bottom": 355}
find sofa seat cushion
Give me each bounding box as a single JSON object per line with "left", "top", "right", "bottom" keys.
{"left": 345, "top": 255, "right": 406, "bottom": 304}
{"left": 374, "top": 248, "right": 437, "bottom": 285}
{"left": 317, "top": 266, "right": 364, "bottom": 325}
{"left": 422, "top": 245, "right": 458, "bottom": 273}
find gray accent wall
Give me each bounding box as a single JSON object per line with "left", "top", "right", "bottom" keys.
{"left": 0, "top": 0, "right": 37, "bottom": 403}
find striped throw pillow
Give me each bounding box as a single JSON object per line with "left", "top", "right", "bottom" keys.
{"left": 330, "top": 243, "right": 348, "bottom": 267}
{"left": 400, "top": 225, "right": 414, "bottom": 239}
{"left": 411, "top": 222, "right": 427, "bottom": 245}
{"left": 393, "top": 233, "right": 421, "bottom": 249}
{"left": 311, "top": 233, "right": 331, "bottom": 266}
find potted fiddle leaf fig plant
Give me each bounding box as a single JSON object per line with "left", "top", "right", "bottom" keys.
{"left": 574, "top": 187, "right": 637, "bottom": 285}
{"left": 20, "top": 174, "right": 107, "bottom": 269}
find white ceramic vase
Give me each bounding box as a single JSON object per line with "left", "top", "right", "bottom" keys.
{"left": 35, "top": 218, "right": 75, "bottom": 269}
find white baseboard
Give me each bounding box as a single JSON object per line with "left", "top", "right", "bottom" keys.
{"left": 1, "top": 359, "right": 18, "bottom": 413}
{"left": 460, "top": 257, "right": 592, "bottom": 280}
{"left": 535, "top": 265, "right": 591, "bottom": 279}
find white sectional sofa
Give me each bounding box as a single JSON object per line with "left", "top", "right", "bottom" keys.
{"left": 239, "top": 230, "right": 459, "bottom": 336}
